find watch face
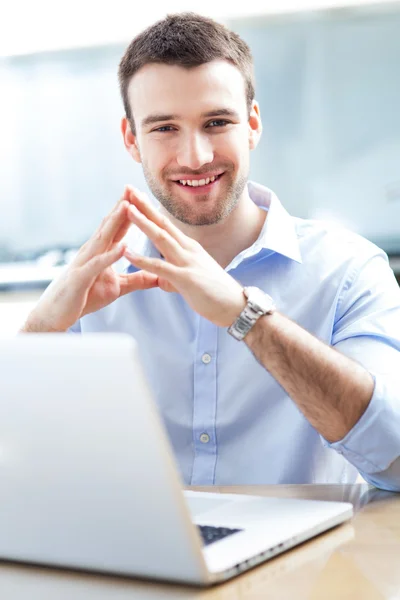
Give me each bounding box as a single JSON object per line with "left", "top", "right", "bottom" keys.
{"left": 244, "top": 286, "right": 274, "bottom": 313}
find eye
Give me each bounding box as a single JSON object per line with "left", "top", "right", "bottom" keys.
{"left": 207, "top": 119, "right": 230, "bottom": 128}
{"left": 153, "top": 125, "right": 175, "bottom": 133}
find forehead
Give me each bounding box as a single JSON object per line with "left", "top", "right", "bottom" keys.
{"left": 128, "top": 60, "right": 247, "bottom": 124}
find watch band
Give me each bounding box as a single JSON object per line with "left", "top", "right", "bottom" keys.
{"left": 228, "top": 288, "right": 276, "bottom": 342}
{"left": 227, "top": 304, "right": 260, "bottom": 341}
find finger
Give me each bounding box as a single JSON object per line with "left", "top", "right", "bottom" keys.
{"left": 80, "top": 242, "right": 126, "bottom": 284}
{"left": 109, "top": 186, "right": 137, "bottom": 243}
{"left": 122, "top": 185, "right": 131, "bottom": 202}
{"left": 92, "top": 186, "right": 130, "bottom": 239}
{"left": 157, "top": 277, "right": 178, "bottom": 293}
{"left": 97, "top": 187, "right": 134, "bottom": 247}
{"left": 112, "top": 213, "right": 134, "bottom": 245}
{"left": 75, "top": 189, "right": 130, "bottom": 267}
{"left": 128, "top": 204, "right": 185, "bottom": 265}
{"left": 119, "top": 270, "right": 159, "bottom": 296}
{"left": 78, "top": 202, "right": 130, "bottom": 264}
{"left": 97, "top": 201, "right": 132, "bottom": 249}
{"left": 124, "top": 248, "right": 179, "bottom": 282}
{"left": 127, "top": 186, "right": 191, "bottom": 248}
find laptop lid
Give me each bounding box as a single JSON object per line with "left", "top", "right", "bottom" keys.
{"left": 0, "top": 334, "right": 210, "bottom": 584}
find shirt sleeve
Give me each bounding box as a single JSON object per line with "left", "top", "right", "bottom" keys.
{"left": 323, "top": 246, "right": 400, "bottom": 491}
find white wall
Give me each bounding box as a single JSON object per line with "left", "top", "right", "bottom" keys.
{"left": 1, "top": 0, "right": 399, "bottom": 56}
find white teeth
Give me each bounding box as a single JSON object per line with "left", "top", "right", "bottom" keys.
{"left": 178, "top": 175, "right": 219, "bottom": 186}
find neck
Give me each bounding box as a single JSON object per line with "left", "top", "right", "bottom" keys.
{"left": 162, "top": 187, "right": 267, "bottom": 268}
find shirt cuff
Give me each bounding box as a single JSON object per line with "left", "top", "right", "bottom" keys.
{"left": 321, "top": 372, "right": 400, "bottom": 475}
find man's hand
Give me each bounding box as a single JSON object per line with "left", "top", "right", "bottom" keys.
{"left": 21, "top": 188, "right": 159, "bottom": 333}
{"left": 124, "top": 188, "right": 245, "bottom": 327}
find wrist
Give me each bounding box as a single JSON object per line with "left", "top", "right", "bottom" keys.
{"left": 21, "top": 311, "right": 68, "bottom": 333}
{"left": 223, "top": 288, "right": 247, "bottom": 328}
{"left": 228, "top": 286, "right": 276, "bottom": 342}
{"left": 244, "top": 309, "right": 279, "bottom": 345}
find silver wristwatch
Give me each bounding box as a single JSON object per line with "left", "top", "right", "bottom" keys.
{"left": 228, "top": 286, "right": 276, "bottom": 341}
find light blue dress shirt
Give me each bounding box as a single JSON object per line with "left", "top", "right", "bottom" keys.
{"left": 70, "top": 182, "right": 400, "bottom": 491}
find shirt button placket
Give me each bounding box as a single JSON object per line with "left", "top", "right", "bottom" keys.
{"left": 191, "top": 319, "right": 219, "bottom": 486}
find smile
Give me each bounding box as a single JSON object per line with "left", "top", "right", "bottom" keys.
{"left": 174, "top": 173, "right": 224, "bottom": 189}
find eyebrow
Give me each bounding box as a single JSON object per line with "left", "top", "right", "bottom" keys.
{"left": 141, "top": 108, "right": 240, "bottom": 129}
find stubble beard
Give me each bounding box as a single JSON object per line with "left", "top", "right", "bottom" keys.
{"left": 142, "top": 162, "right": 248, "bottom": 226}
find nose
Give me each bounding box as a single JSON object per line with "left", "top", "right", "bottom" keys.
{"left": 176, "top": 132, "right": 214, "bottom": 170}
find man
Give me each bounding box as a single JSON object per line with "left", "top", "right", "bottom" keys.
{"left": 22, "top": 13, "right": 400, "bottom": 490}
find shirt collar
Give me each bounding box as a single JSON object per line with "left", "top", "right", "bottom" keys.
{"left": 124, "top": 181, "right": 302, "bottom": 269}
{"left": 246, "top": 181, "right": 302, "bottom": 263}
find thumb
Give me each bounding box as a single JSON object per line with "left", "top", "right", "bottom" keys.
{"left": 158, "top": 277, "right": 178, "bottom": 293}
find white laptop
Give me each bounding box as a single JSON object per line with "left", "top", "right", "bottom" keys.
{"left": 0, "top": 334, "right": 353, "bottom": 586}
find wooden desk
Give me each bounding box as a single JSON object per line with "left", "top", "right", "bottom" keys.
{"left": 1, "top": 484, "right": 399, "bottom": 599}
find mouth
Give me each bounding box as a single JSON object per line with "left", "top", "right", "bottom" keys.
{"left": 172, "top": 172, "right": 224, "bottom": 193}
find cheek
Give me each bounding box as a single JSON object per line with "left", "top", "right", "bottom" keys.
{"left": 219, "top": 127, "right": 249, "bottom": 150}
{"left": 141, "top": 141, "right": 172, "bottom": 173}
{"left": 215, "top": 129, "right": 248, "bottom": 160}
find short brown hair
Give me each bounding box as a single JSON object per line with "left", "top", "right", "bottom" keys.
{"left": 118, "top": 12, "right": 255, "bottom": 133}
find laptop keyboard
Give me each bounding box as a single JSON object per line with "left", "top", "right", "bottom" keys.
{"left": 198, "top": 525, "right": 242, "bottom": 546}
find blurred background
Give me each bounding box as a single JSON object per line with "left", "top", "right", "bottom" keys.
{"left": 0, "top": 0, "right": 399, "bottom": 334}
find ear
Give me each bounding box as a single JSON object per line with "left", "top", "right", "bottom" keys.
{"left": 248, "top": 100, "right": 262, "bottom": 150}
{"left": 121, "top": 117, "right": 141, "bottom": 163}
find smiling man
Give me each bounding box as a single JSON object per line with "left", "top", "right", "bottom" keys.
{"left": 125, "top": 61, "right": 253, "bottom": 231}
{"left": 22, "top": 13, "right": 400, "bottom": 491}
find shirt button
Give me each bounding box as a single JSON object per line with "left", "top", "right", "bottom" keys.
{"left": 201, "top": 353, "right": 212, "bottom": 364}
{"left": 200, "top": 433, "right": 210, "bottom": 444}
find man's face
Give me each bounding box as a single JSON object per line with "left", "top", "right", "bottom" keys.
{"left": 126, "top": 60, "right": 257, "bottom": 226}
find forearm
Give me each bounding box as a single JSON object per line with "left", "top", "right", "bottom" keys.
{"left": 245, "top": 311, "right": 374, "bottom": 443}
{"left": 19, "top": 310, "right": 68, "bottom": 333}
{"left": 19, "top": 321, "right": 67, "bottom": 333}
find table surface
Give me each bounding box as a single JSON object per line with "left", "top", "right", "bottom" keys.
{"left": 1, "top": 484, "right": 399, "bottom": 599}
